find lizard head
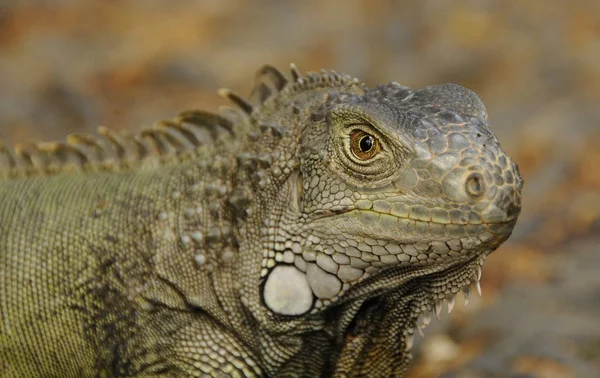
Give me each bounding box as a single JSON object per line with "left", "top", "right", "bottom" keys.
{"left": 257, "top": 69, "right": 522, "bottom": 326}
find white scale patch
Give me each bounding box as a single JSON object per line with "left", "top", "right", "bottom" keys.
{"left": 306, "top": 263, "right": 342, "bottom": 299}
{"left": 263, "top": 265, "right": 313, "bottom": 316}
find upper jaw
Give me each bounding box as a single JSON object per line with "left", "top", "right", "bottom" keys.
{"left": 309, "top": 209, "right": 518, "bottom": 267}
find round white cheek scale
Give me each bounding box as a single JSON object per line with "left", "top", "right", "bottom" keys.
{"left": 263, "top": 265, "right": 313, "bottom": 316}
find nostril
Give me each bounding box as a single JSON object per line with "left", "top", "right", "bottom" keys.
{"left": 466, "top": 173, "right": 485, "bottom": 199}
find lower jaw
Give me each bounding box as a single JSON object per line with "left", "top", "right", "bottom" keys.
{"left": 335, "top": 250, "right": 486, "bottom": 311}
{"left": 399, "top": 254, "right": 486, "bottom": 352}
{"left": 328, "top": 255, "right": 485, "bottom": 375}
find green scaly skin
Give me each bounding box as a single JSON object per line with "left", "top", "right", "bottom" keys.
{"left": 0, "top": 65, "right": 522, "bottom": 377}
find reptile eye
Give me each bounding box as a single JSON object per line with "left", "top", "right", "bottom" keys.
{"left": 360, "top": 135, "right": 373, "bottom": 152}
{"left": 350, "top": 129, "right": 381, "bottom": 160}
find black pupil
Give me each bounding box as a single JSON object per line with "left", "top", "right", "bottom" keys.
{"left": 359, "top": 135, "right": 373, "bottom": 152}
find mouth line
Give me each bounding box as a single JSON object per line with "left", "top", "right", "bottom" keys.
{"left": 315, "top": 208, "right": 518, "bottom": 226}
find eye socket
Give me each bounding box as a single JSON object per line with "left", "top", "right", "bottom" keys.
{"left": 350, "top": 129, "right": 381, "bottom": 160}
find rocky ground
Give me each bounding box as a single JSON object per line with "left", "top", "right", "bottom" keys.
{"left": 0, "top": 1, "right": 598, "bottom": 376}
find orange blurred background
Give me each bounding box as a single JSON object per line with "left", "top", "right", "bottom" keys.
{"left": 0, "top": 1, "right": 598, "bottom": 376}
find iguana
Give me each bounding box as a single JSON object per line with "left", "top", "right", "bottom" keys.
{"left": 0, "top": 64, "right": 522, "bottom": 377}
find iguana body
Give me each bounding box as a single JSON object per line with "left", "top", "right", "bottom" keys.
{"left": 0, "top": 65, "right": 522, "bottom": 377}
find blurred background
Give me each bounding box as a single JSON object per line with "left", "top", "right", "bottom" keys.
{"left": 0, "top": 1, "right": 598, "bottom": 376}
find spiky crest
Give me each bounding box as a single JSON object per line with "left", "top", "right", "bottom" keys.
{"left": 0, "top": 64, "right": 362, "bottom": 179}
{"left": 248, "top": 64, "right": 362, "bottom": 109}
{"left": 0, "top": 110, "right": 233, "bottom": 178}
